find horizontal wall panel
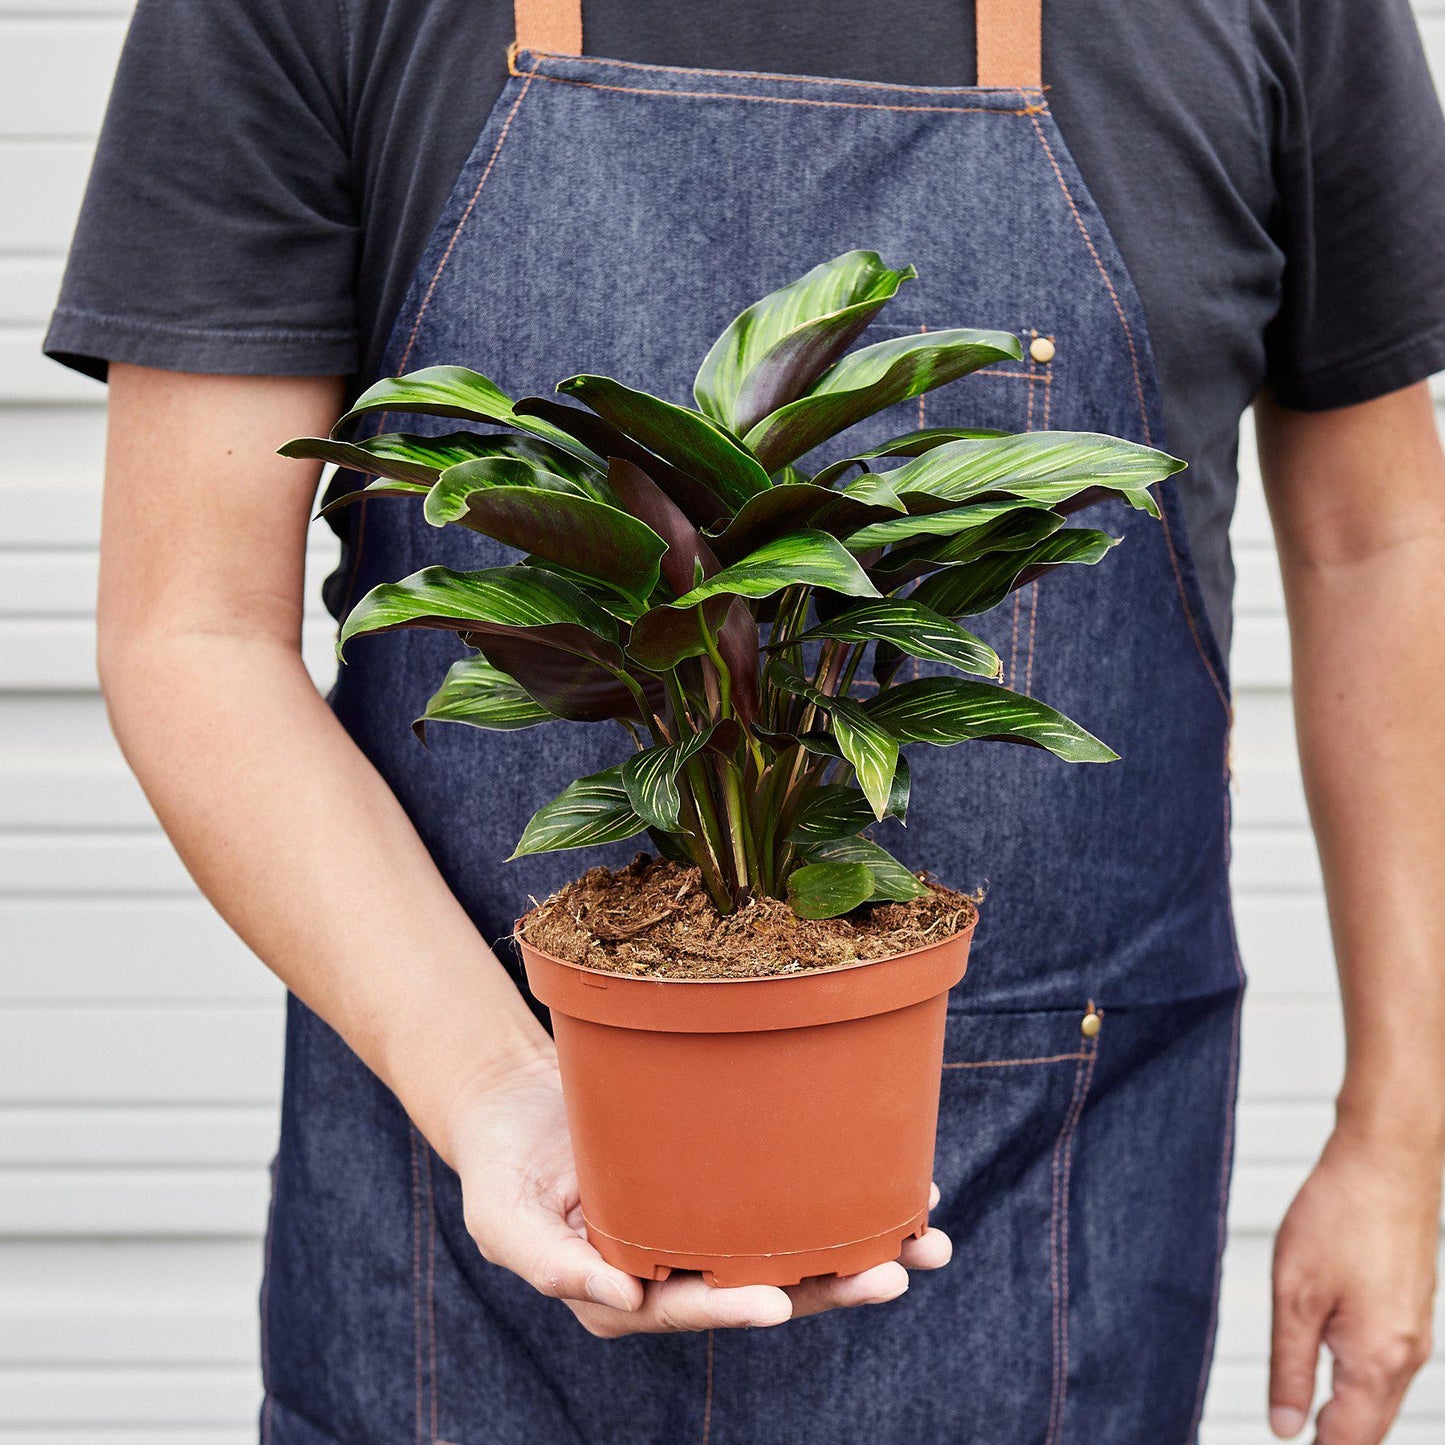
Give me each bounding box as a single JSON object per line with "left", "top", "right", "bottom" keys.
{"left": 0, "top": 1239, "right": 259, "bottom": 1365}
{"left": 0, "top": 19, "right": 125, "bottom": 137}
{"left": 0, "top": 899, "right": 273, "bottom": 1000}
{"left": 0, "top": 1006, "right": 283, "bottom": 1105}
{"left": 0, "top": 257, "right": 64, "bottom": 326}
{"left": 0, "top": 1366, "right": 259, "bottom": 1427}
{"left": 0, "top": 1105, "right": 275, "bottom": 1165}
{"left": 0, "top": 1167, "right": 270, "bottom": 1236}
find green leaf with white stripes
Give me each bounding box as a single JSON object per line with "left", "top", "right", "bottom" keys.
{"left": 670, "top": 530, "right": 880, "bottom": 609}
{"left": 772, "top": 661, "right": 899, "bottom": 819}
{"left": 280, "top": 430, "right": 598, "bottom": 488}
{"left": 695, "top": 251, "right": 917, "bottom": 434}
{"left": 787, "top": 598, "right": 1001, "bottom": 680}
{"left": 743, "top": 329, "right": 1023, "bottom": 472}
{"left": 884, "top": 432, "right": 1183, "bottom": 516}
{"left": 911, "top": 529, "right": 1117, "bottom": 618}
{"left": 812, "top": 427, "right": 1009, "bottom": 487}
{"left": 413, "top": 655, "right": 556, "bottom": 740}
{"left": 866, "top": 676, "right": 1117, "bottom": 762}
{"left": 786, "top": 785, "right": 876, "bottom": 842}
{"left": 558, "top": 374, "right": 773, "bottom": 512}
{"left": 510, "top": 766, "right": 648, "bottom": 859}
{"left": 799, "top": 835, "right": 929, "bottom": 902}
{"left": 844, "top": 498, "right": 1054, "bottom": 551}
{"left": 424, "top": 459, "right": 668, "bottom": 602}
{"left": 334, "top": 367, "right": 595, "bottom": 464}
{"left": 621, "top": 728, "right": 715, "bottom": 832}
{"left": 786, "top": 861, "right": 876, "bottom": 920}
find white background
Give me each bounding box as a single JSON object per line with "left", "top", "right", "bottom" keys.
{"left": 2, "top": 2, "right": 1444, "bottom": 1439}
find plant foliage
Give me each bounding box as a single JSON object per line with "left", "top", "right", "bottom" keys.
{"left": 288, "top": 252, "right": 1184, "bottom": 918}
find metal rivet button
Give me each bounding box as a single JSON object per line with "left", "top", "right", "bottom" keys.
{"left": 1030, "top": 336, "right": 1056, "bottom": 364}
{"left": 1080, "top": 1009, "right": 1101, "bottom": 1038}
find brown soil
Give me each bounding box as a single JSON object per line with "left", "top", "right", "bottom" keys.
{"left": 518, "top": 854, "right": 978, "bottom": 980}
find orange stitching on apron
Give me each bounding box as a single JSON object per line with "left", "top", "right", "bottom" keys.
{"left": 1159, "top": 501, "right": 1230, "bottom": 714}
{"left": 942, "top": 1050, "right": 1089, "bottom": 1069}
{"left": 1046, "top": 1038, "right": 1099, "bottom": 1445}
{"left": 1187, "top": 983, "right": 1245, "bottom": 1438}
{"left": 1008, "top": 590, "right": 1022, "bottom": 689}
{"left": 523, "top": 70, "right": 1047, "bottom": 116}
{"left": 1025, "top": 116, "right": 1149, "bottom": 445}
{"left": 510, "top": 46, "right": 1046, "bottom": 98}
{"left": 337, "top": 58, "right": 542, "bottom": 622}
{"left": 1026, "top": 114, "right": 1230, "bottom": 719}
{"left": 1023, "top": 583, "right": 1040, "bottom": 694}
{"left": 409, "top": 1127, "right": 425, "bottom": 1445}
{"left": 701, "top": 1330, "right": 716, "bottom": 1443}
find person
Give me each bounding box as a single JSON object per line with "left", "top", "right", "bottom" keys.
{"left": 48, "top": 0, "right": 1445, "bottom": 1440}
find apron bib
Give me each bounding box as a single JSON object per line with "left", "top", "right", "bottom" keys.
{"left": 266, "top": 4, "right": 1246, "bottom": 1439}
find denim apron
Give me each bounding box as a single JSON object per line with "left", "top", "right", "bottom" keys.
{"left": 262, "top": 2, "right": 1247, "bottom": 1439}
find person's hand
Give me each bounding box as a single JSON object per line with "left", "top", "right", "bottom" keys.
{"left": 1269, "top": 1122, "right": 1440, "bottom": 1443}
{"left": 447, "top": 1051, "right": 954, "bottom": 1337}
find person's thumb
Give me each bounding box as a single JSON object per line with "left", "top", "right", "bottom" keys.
{"left": 466, "top": 1192, "right": 643, "bottom": 1312}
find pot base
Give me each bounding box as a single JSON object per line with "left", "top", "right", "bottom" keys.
{"left": 585, "top": 1208, "right": 930, "bottom": 1288}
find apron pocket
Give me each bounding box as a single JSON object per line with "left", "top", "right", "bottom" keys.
{"left": 920, "top": 1004, "right": 1101, "bottom": 1444}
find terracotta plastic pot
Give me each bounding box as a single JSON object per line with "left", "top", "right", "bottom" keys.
{"left": 516, "top": 914, "right": 975, "bottom": 1287}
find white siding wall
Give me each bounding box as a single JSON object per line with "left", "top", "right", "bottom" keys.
{"left": 1, "top": 2, "right": 1443, "bottom": 1438}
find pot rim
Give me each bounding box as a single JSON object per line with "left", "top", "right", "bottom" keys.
{"left": 513, "top": 900, "right": 977, "bottom": 988}
{"left": 515, "top": 905, "right": 977, "bottom": 1033}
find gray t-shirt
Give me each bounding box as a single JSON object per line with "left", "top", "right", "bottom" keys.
{"left": 46, "top": 0, "right": 1445, "bottom": 653}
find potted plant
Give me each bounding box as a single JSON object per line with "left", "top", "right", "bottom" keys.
{"left": 283, "top": 251, "right": 1183, "bottom": 1287}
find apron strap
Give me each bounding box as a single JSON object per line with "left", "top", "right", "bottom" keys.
{"left": 512, "top": 0, "right": 1041, "bottom": 88}
{"left": 513, "top": 0, "right": 583, "bottom": 55}
{"left": 976, "top": 0, "right": 1043, "bottom": 89}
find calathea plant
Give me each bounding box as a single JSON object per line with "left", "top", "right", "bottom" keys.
{"left": 284, "top": 252, "right": 1183, "bottom": 921}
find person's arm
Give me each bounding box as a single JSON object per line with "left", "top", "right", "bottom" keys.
{"left": 99, "top": 364, "right": 945, "bottom": 1335}
{"left": 1257, "top": 381, "right": 1445, "bottom": 1443}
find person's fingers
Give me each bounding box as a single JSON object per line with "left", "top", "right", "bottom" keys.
{"left": 572, "top": 1274, "right": 793, "bottom": 1338}
{"left": 899, "top": 1227, "right": 953, "bottom": 1271}
{"left": 1312, "top": 1325, "right": 1430, "bottom": 1445}
{"left": 1269, "top": 1258, "right": 1331, "bottom": 1438}
{"left": 466, "top": 1195, "right": 644, "bottom": 1313}
{"left": 786, "top": 1261, "right": 909, "bottom": 1319}
{"left": 929, "top": 1181, "right": 941, "bottom": 1210}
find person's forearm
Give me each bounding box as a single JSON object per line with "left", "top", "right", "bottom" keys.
{"left": 100, "top": 628, "right": 552, "bottom": 1164}
{"left": 1284, "top": 518, "right": 1445, "bottom": 1163}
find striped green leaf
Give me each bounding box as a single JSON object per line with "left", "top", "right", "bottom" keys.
{"left": 695, "top": 251, "right": 917, "bottom": 434}
{"left": 812, "top": 427, "right": 1009, "bottom": 487}
{"left": 509, "top": 765, "right": 648, "bottom": 859}
{"left": 786, "top": 860, "right": 876, "bottom": 920}
{"left": 788, "top": 598, "right": 1001, "bottom": 680}
{"left": 558, "top": 374, "right": 773, "bottom": 512}
{"left": 670, "top": 531, "right": 880, "bottom": 610}
{"left": 425, "top": 459, "right": 667, "bottom": 602}
{"left": 772, "top": 662, "right": 898, "bottom": 819}
{"left": 621, "top": 728, "right": 715, "bottom": 832}
{"left": 743, "top": 329, "right": 1022, "bottom": 472}
{"left": 280, "top": 430, "right": 596, "bottom": 488}
{"left": 911, "top": 529, "right": 1117, "bottom": 618}
{"left": 786, "top": 785, "right": 876, "bottom": 842}
{"left": 798, "top": 835, "right": 929, "bottom": 902}
{"left": 334, "top": 366, "right": 593, "bottom": 463}
{"left": 844, "top": 498, "right": 1054, "bottom": 551}
{"left": 339, "top": 564, "right": 619, "bottom": 654}
{"left": 883, "top": 432, "right": 1184, "bottom": 516}
{"left": 413, "top": 655, "right": 555, "bottom": 740}
{"left": 866, "top": 677, "right": 1117, "bottom": 762}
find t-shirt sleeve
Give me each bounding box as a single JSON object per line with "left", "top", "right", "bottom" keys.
{"left": 44, "top": 0, "right": 358, "bottom": 382}
{"left": 1260, "top": 0, "right": 1445, "bottom": 410}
